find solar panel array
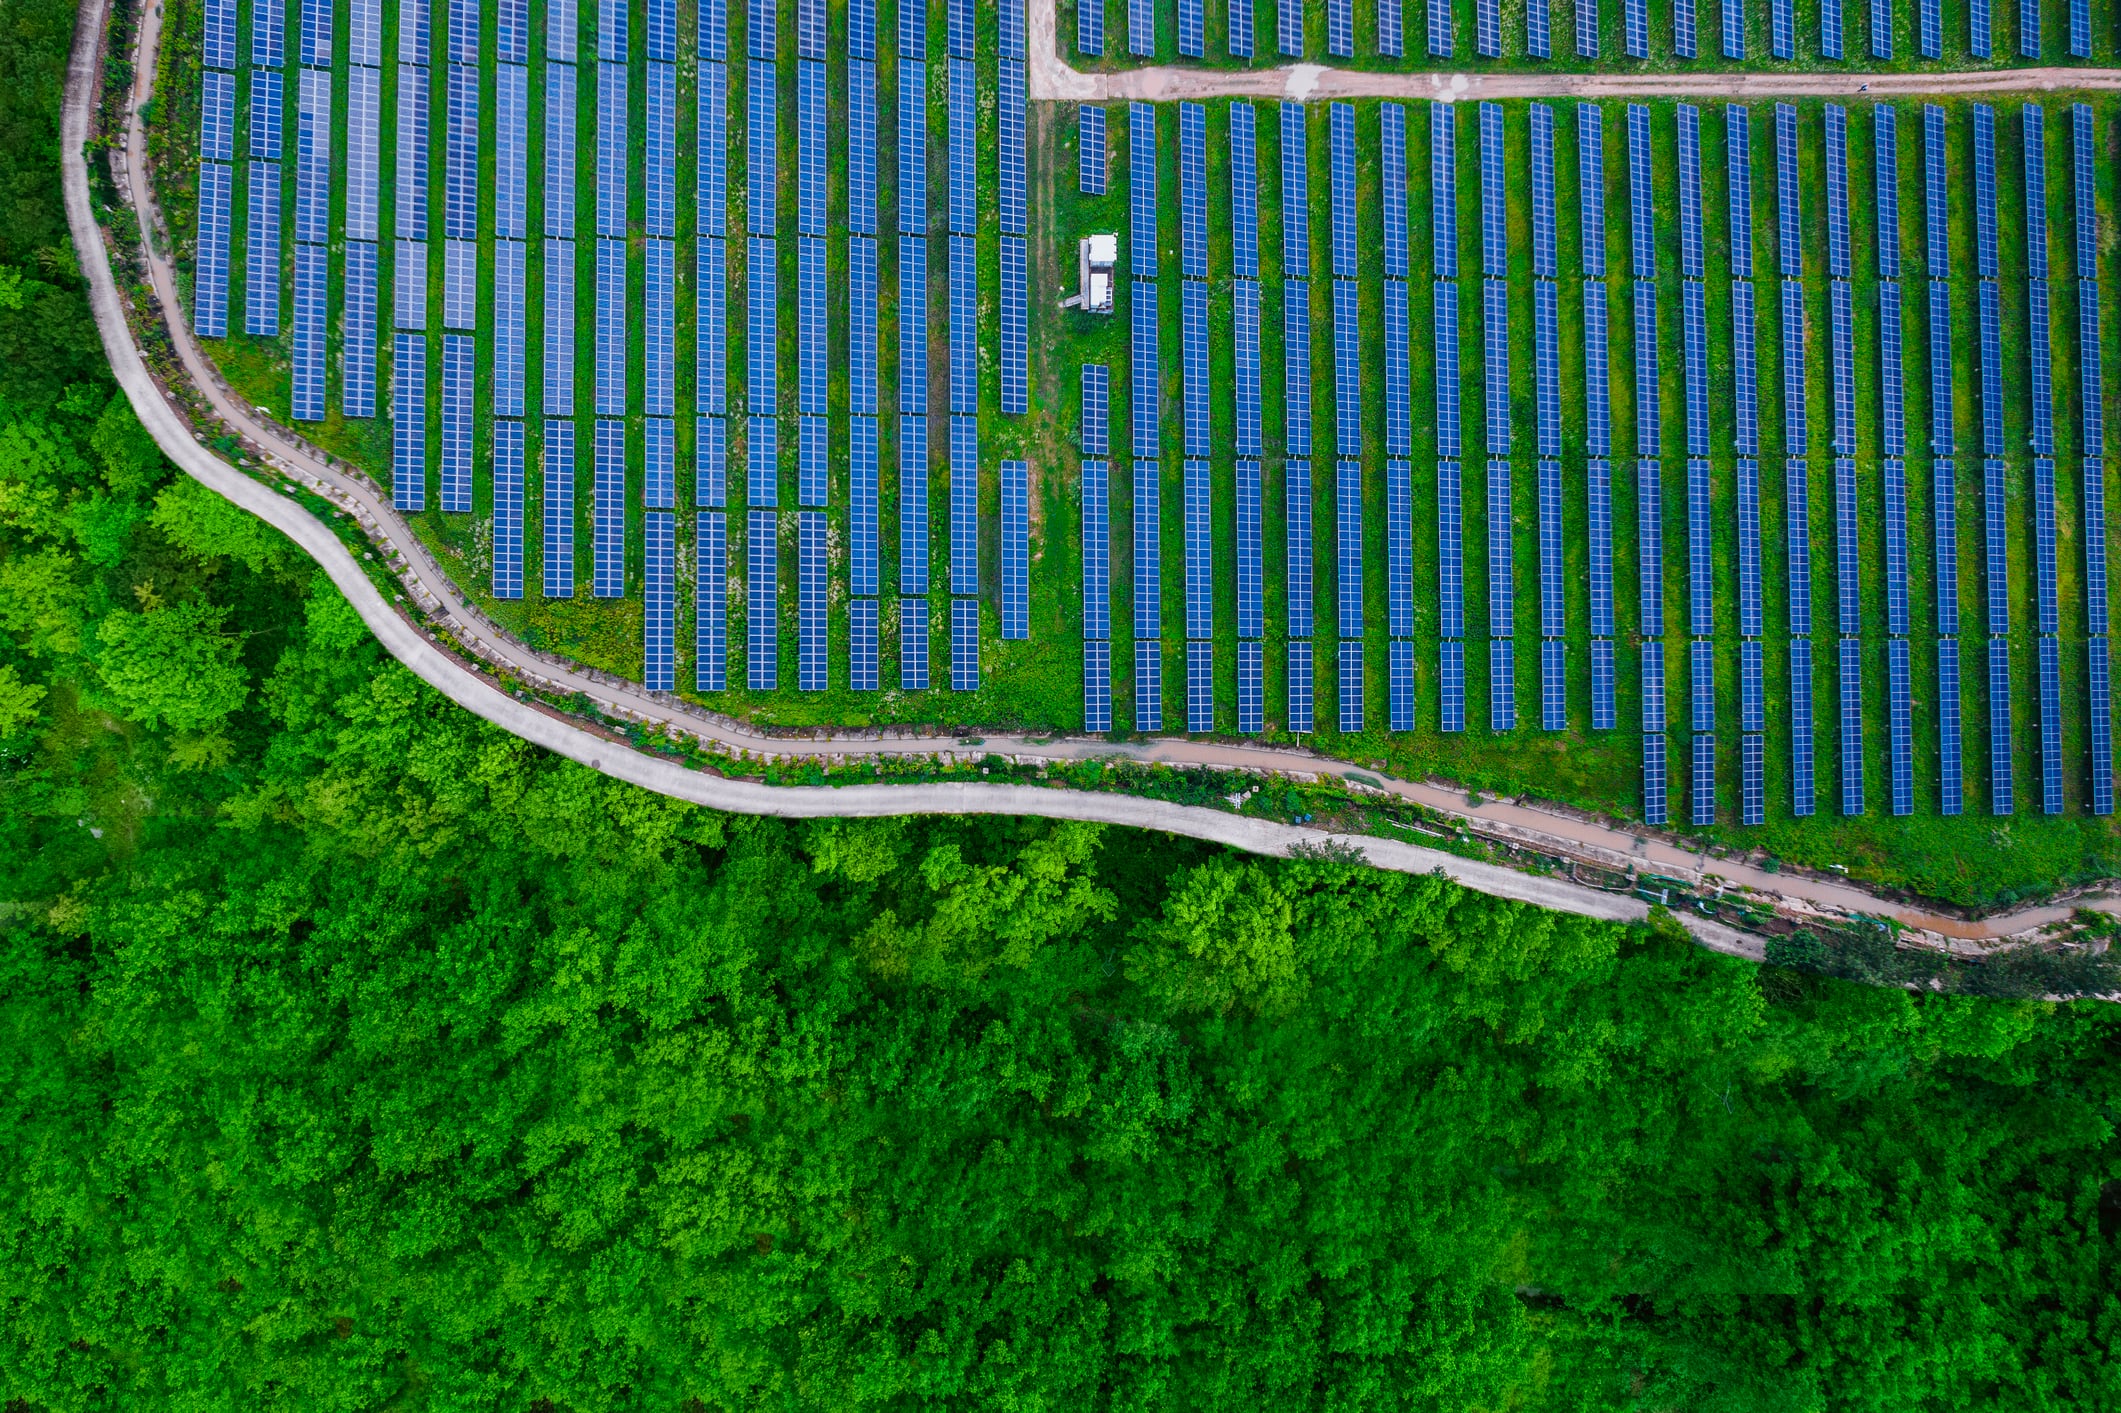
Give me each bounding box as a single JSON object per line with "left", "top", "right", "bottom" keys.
{"left": 2074, "top": 105, "right": 2117, "bottom": 814}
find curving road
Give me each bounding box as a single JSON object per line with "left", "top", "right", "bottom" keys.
{"left": 60, "top": 0, "right": 2121, "bottom": 956}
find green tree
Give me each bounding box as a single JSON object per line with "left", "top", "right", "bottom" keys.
{"left": 89, "top": 598, "right": 247, "bottom": 729}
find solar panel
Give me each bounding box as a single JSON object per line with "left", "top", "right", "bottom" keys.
{"left": 1000, "top": 63, "right": 1026, "bottom": 237}
{"left": 1927, "top": 280, "right": 1954, "bottom": 455}
{"left": 1182, "top": 0, "right": 1208, "bottom": 55}
{"left": 201, "top": 70, "right": 235, "bottom": 165}
{"left": 1186, "top": 459, "right": 1216, "bottom": 642}
{"left": 1637, "top": 457, "right": 1664, "bottom": 636}
{"left": 1832, "top": 457, "right": 1861, "bottom": 635}
{"left": 392, "top": 336, "right": 427, "bottom": 511}
{"left": 2088, "top": 455, "right": 2112, "bottom": 635}
{"left": 488, "top": 239, "right": 526, "bottom": 419}
{"left": 1722, "top": 0, "right": 1742, "bottom": 55}
{"left": 1642, "top": 705, "right": 1667, "bottom": 830}
{"left": 1135, "top": 280, "right": 1162, "bottom": 456}
{"left": 1432, "top": 103, "right": 1456, "bottom": 280}
{"left": 1919, "top": 0, "right": 1940, "bottom": 53}
{"left": 1136, "top": 638, "right": 1162, "bottom": 731}
{"left": 1771, "top": 0, "right": 1793, "bottom": 55}
{"left": 951, "top": 420, "right": 978, "bottom": 595}
{"left": 1184, "top": 281, "right": 1213, "bottom": 458}
{"left": 588, "top": 425, "right": 626, "bottom": 601}
{"left": 1133, "top": 102, "right": 1159, "bottom": 277}
{"left": 1535, "top": 283, "right": 1560, "bottom": 458}
{"left": 1624, "top": 0, "right": 1647, "bottom": 55}
{"left": 900, "top": 235, "right": 927, "bottom": 413}
{"left": 1233, "top": 104, "right": 1259, "bottom": 279}
{"left": 441, "top": 334, "right": 474, "bottom": 512}
{"left": 748, "top": 414, "right": 777, "bottom": 508}
{"left": 948, "top": 58, "right": 975, "bottom": 235}
{"left": 543, "top": 419, "right": 574, "bottom": 600}
{"left": 1674, "top": 0, "right": 1696, "bottom": 56}
{"left": 1084, "top": 638, "right": 1112, "bottom": 729}
{"left": 1979, "top": 282, "right": 2003, "bottom": 455}
{"left": 1884, "top": 456, "right": 1909, "bottom": 635}
{"left": 698, "top": 415, "right": 727, "bottom": 508}
{"left": 1688, "top": 456, "right": 1713, "bottom": 636}
{"left": 1692, "top": 641, "right": 1716, "bottom": 731}
{"left": 1634, "top": 284, "right": 1660, "bottom": 458}
{"left": 1392, "top": 638, "right": 1416, "bottom": 733}
{"left": 1938, "top": 636, "right": 1962, "bottom": 812}
{"left": 745, "top": 0, "right": 772, "bottom": 58}
{"left": 1129, "top": 0, "right": 1153, "bottom": 55}
{"left": 1737, "top": 457, "right": 1762, "bottom": 635}
{"left": 2039, "top": 636, "right": 2063, "bottom": 813}
{"left": 192, "top": 162, "right": 231, "bottom": 340}
{"left": 1440, "top": 638, "right": 1465, "bottom": 733}
{"left": 2030, "top": 281, "right": 2054, "bottom": 456}
{"left": 1585, "top": 282, "right": 1609, "bottom": 457}
{"left": 642, "top": 511, "right": 676, "bottom": 691}
{"left": 1974, "top": 104, "right": 1999, "bottom": 278}
{"left": 799, "top": 238, "right": 828, "bottom": 417}
{"left": 849, "top": 596, "right": 878, "bottom": 693}
{"left": 1335, "top": 281, "right": 1363, "bottom": 459}
{"left": 1879, "top": 283, "right": 1904, "bottom": 458}
{"left": 843, "top": 417, "right": 878, "bottom": 596}
{"left": 245, "top": 163, "right": 279, "bottom": 337}
{"left": 1628, "top": 106, "right": 1654, "bottom": 280}
{"left": 1789, "top": 637, "right": 1814, "bottom": 816}
{"left": 1438, "top": 459, "right": 1462, "bottom": 638}
{"left": 1933, "top": 455, "right": 1959, "bottom": 635}
{"left": 1183, "top": 640, "right": 1213, "bottom": 733}
{"left": 1239, "top": 283, "right": 1265, "bottom": 458}
{"left": 746, "top": 60, "right": 773, "bottom": 235}
{"left": 1775, "top": 104, "right": 1800, "bottom": 278}
{"left": 1432, "top": 0, "right": 1455, "bottom": 56}
{"left": 1284, "top": 640, "right": 1310, "bottom": 734}
{"left": 1678, "top": 105, "right": 1703, "bottom": 280}
{"left": 1732, "top": 280, "right": 1758, "bottom": 457}
{"left": 847, "top": 63, "right": 875, "bottom": 234}
{"left": 1683, "top": 282, "right": 1709, "bottom": 457}
{"left": 900, "top": 598, "right": 928, "bottom": 691}
{"left": 1538, "top": 458, "right": 1563, "bottom": 637}
{"left": 294, "top": 69, "right": 331, "bottom": 244}
{"left": 1984, "top": 456, "right": 2010, "bottom": 635}
{"left": 1484, "top": 280, "right": 1510, "bottom": 457}
{"left": 1332, "top": 104, "right": 1358, "bottom": 279}
{"left": 1526, "top": 106, "right": 1557, "bottom": 282}
{"left": 290, "top": 243, "right": 325, "bottom": 419}
{"left": 1337, "top": 459, "right": 1363, "bottom": 641}
{"left": 848, "top": 239, "right": 878, "bottom": 416}
{"left": 750, "top": 236, "right": 779, "bottom": 421}
{"left": 901, "top": 414, "right": 929, "bottom": 595}
{"left": 300, "top": 0, "right": 335, "bottom": 65}
{"left": 1333, "top": 640, "right": 1361, "bottom": 735}
{"left": 2076, "top": 103, "right": 2098, "bottom": 279}
{"left": 591, "top": 237, "right": 625, "bottom": 414}
{"left": 1578, "top": 104, "right": 1604, "bottom": 278}
{"left": 2072, "top": 0, "right": 2090, "bottom": 53}
{"left": 1781, "top": 280, "right": 1807, "bottom": 455}
{"left": 1000, "top": 460, "right": 1029, "bottom": 641}
{"left": 534, "top": 64, "right": 572, "bottom": 238}
{"left": 1283, "top": 103, "right": 1310, "bottom": 279}
{"left": 798, "top": 416, "right": 826, "bottom": 508}
{"left": 1183, "top": 104, "right": 1210, "bottom": 279}
{"left": 1786, "top": 457, "right": 1812, "bottom": 635}
{"left": 1741, "top": 637, "right": 1765, "bottom": 731}
{"left": 1821, "top": 106, "right": 1852, "bottom": 280}
{"left": 1481, "top": 103, "right": 1506, "bottom": 278}
{"left": 255, "top": 0, "right": 287, "bottom": 67}
{"left": 2091, "top": 639, "right": 2115, "bottom": 814}
{"left": 1136, "top": 459, "right": 1162, "bottom": 639}
{"left": 1383, "top": 458, "right": 1414, "bottom": 640}
{"left": 999, "top": 0, "right": 1025, "bottom": 57}
{"left": 1989, "top": 637, "right": 2013, "bottom": 815}
{"left": 1833, "top": 637, "right": 1864, "bottom": 817}
{"left": 2019, "top": 104, "right": 2049, "bottom": 284}
{"left": 639, "top": 239, "right": 677, "bottom": 418}
{"left": 1328, "top": 0, "right": 1355, "bottom": 53}
{"left": 1726, "top": 105, "right": 1752, "bottom": 275}
{"left": 1590, "top": 636, "right": 1613, "bottom": 730}
{"left": 1288, "top": 459, "right": 1313, "bottom": 635}
{"left": 1082, "top": 457, "right": 1110, "bottom": 638}
{"left": 1231, "top": 0, "right": 1255, "bottom": 57}
{"left": 1286, "top": 281, "right": 1312, "bottom": 458}
{"left": 899, "top": 61, "right": 926, "bottom": 234}
{"left": 747, "top": 509, "right": 777, "bottom": 690}
{"left": 1000, "top": 238, "right": 1028, "bottom": 417}
{"left": 798, "top": 510, "right": 827, "bottom": 691}
{"left": 1238, "top": 459, "right": 1264, "bottom": 638}
{"left": 1435, "top": 281, "right": 1460, "bottom": 460}
{"left": 1576, "top": 0, "right": 1598, "bottom": 53}
{"left": 1076, "top": 105, "right": 1109, "bottom": 199}
{"left": 1830, "top": 282, "right": 1856, "bottom": 454}
{"left": 2035, "top": 456, "right": 2060, "bottom": 634}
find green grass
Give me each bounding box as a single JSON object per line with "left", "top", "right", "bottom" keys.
{"left": 157, "top": 0, "right": 2121, "bottom": 905}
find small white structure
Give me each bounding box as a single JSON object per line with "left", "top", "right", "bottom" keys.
{"left": 1060, "top": 233, "right": 1117, "bottom": 314}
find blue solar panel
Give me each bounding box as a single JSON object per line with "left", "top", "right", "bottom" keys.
{"left": 251, "top": 67, "right": 284, "bottom": 165}
{"left": 1589, "top": 635, "right": 1614, "bottom": 731}
{"left": 1989, "top": 637, "right": 2013, "bottom": 815}
{"left": 1825, "top": 105, "right": 1851, "bottom": 279}
{"left": 1185, "top": 640, "right": 1214, "bottom": 733}
{"left": 2092, "top": 639, "right": 2115, "bottom": 814}
{"left": 1000, "top": 63, "right": 1026, "bottom": 237}
{"left": 1589, "top": 455, "right": 1612, "bottom": 637}
{"left": 1726, "top": 106, "right": 1752, "bottom": 275}
{"left": 1332, "top": 104, "right": 1358, "bottom": 280}
{"left": 1285, "top": 640, "right": 1310, "bottom": 734}
{"left": 948, "top": 58, "right": 975, "bottom": 235}
{"left": 698, "top": 415, "right": 726, "bottom": 508}
{"left": 254, "top": 0, "right": 286, "bottom": 67}
{"left": 392, "top": 335, "right": 426, "bottom": 511}
{"left": 2021, "top": 105, "right": 2049, "bottom": 283}
{"left": 640, "top": 511, "right": 676, "bottom": 692}
{"left": 1585, "top": 282, "right": 1609, "bottom": 457}
{"left": 1337, "top": 459, "right": 1363, "bottom": 641}
{"left": 748, "top": 414, "right": 777, "bottom": 509}
{"left": 1924, "top": 281, "right": 1954, "bottom": 455}
{"left": 1434, "top": 282, "right": 1460, "bottom": 460}
{"left": 1722, "top": 0, "right": 1742, "bottom": 55}
{"left": 1132, "top": 103, "right": 1159, "bottom": 276}
{"left": 798, "top": 238, "right": 830, "bottom": 417}
{"left": 745, "top": 61, "right": 773, "bottom": 235}
{"left": 1737, "top": 457, "right": 1762, "bottom": 635}
{"left": 300, "top": 0, "right": 331, "bottom": 64}
{"left": 1230, "top": 105, "right": 1260, "bottom": 280}
{"left": 1774, "top": 104, "right": 1800, "bottom": 278}
{"left": 592, "top": 238, "right": 626, "bottom": 415}
{"left": 1781, "top": 281, "right": 1808, "bottom": 455}
{"left": 290, "top": 243, "right": 325, "bottom": 419}
{"left": 901, "top": 415, "right": 928, "bottom": 596}
{"left": 2085, "top": 454, "right": 2113, "bottom": 638}
{"left": 1000, "top": 237, "right": 1029, "bottom": 416}
{"left": 797, "top": 510, "right": 826, "bottom": 691}
{"left": 1182, "top": 281, "right": 1214, "bottom": 459}
{"left": 1683, "top": 283, "right": 1708, "bottom": 457}
{"left": 543, "top": 420, "right": 574, "bottom": 599}
{"left": 1234, "top": 458, "right": 1265, "bottom": 642}
{"left": 1577, "top": 104, "right": 1604, "bottom": 278}
{"left": 1693, "top": 648, "right": 1716, "bottom": 732}
{"left": 202, "top": 71, "right": 235, "bottom": 164}
{"left": 1484, "top": 280, "right": 1510, "bottom": 457}
{"left": 294, "top": 69, "right": 331, "bottom": 244}
{"left": 1286, "top": 282, "right": 1312, "bottom": 459}
{"left": 1874, "top": 284, "right": 1905, "bottom": 458}
{"left": 1984, "top": 456, "right": 2010, "bottom": 636}
{"left": 1919, "top": 0, "right": 1940, "bottom": 53}
{"left": 1432, "top": 103, "right": 1456, "bottom": 280}
{"left": 1187, "top": 459, "right": 1215, "bottom": 642}
{"left": 998, "top": 460, "right": 1029, "bottom": 642}
{"left": 1884, "top": 456, "right": 1909, "bottom": 635}
{"left": 1438, "top": 459, "right": 1462, "bottom": 638}
{"left": 1933, "top": 455, "right": 1960, "bottom": 635}
{"left": 1687, "top": 457, "right": 1713, "bottom": 637}
{"left": 900, "top": 598, "right": 928, "bottom": 691}
{"left": 640, "top": 239, "right": 677, "bottom": 418}
{"left": 1538, "top": 458, "right": 1564, "bottom": 637}
{"left": 1432, "top": 0, "right": 1455, "bottom": 56}
{"left": 1382, "top": 458, "right": 1414, "bottom": 641}
{"left": 1084, "top": 638, "right": 1112, "bottom": 730}
{"left": 1786, "top": 457, "right": 1812, "bottom": 635}
{"left": 340, "top": 240, "right": 378, "bottom": 419}
{"left": 1741, "top": 638, "right": 1765, "bottom": 731}
{"left": 951, "top": 420, "right": 978, "bottom": 595}
{"left": 1529, "top": 106, "right": 1556, "bottom": 280}
{"left": 1624, "top": 0, "right": 1647, "bottom": 55}
{"left": 2034, "top": 456, "right": 2060, "bottom": 634}
{"left": 1079, "top": 0, "right": 1105, "bottom": 53}
{"left": 1836, "top": 638, "right": 1864, "bottom": 817}
{"left": 1083, "top": 457, "right": 1110, "bottom": 638}
{"left": 899, "top": 60, "right": 925, "bottom": 233}
{"left": 1830, "top": 282, "right": 1856, "bottom": 454}
{"left": 1440, "top": 638, "right": 1465, "bottom": 733}
{"left": 2076, "top": 104, "right": 2098, "bottom": 278}
{"left": 1238, "top": 284, "right": 1265, "bottom": 459}
{"left": 1642, "top": 708, "right": 1667, "bottom": 830}
{"left": 1535, "top": 283, "right": 1560, "bottom": 458}
{"left": 1129, "top": 0, "right": 1154, "bottom": 54}
{"left": 1678, "top": 105, "right": 1703, "bottom": 280}
{"left": 1077, "top": 105, "right": 1109, "bottom": 199}
{"left": 1136, "top": 638, "right": 1162, "bottom": 731}
{"left": 1287, "top": 459, "right": 1313, "bottom": 635}
{"left": 435, "top": 334, "right": 474, "bottom": 513}
{"left": 1974, "top": 104, "right": 2000, "bottom": 279}
{"left": 1576, "top": 0, "right": 1598, "bottom": 53}
{"left": 245, "top": 163, "right": 279, "bottom": 337}
{"left": 1135, "top": 280, "right": 1162, "bottom": 456}
{"left": 1771, "top": 0, "right": 1793, "bottom": 55}
{"left": 797, "top": 417, "right": 826, "bottom": 509}
{"left": 849, "top": 595, "right": 878, "bottom": 693}
{"left": 1231, "top": 0, "right": 1255, "bottom": 58}
{"left": 588, "top": 419, "right": 625, "bottom": 597}
{"left": 2031, "top": 281, "right": 2055, "bottom": 456}
{"left": 1938, "top": 635, "right": 1962, "bottom": 813}
{"left": 1281, "top": 103, "right": 1310, "bottom": 280}
{"left": 1732, "top": 281, "right": 1758, "bottom": 458}
{"left": 1628, "top": 106, "right": 1654, "bottom": 280}
{"left": 1979, "top": 282, "right": 2004, "bottom": 455}
{"left": 1392, "top": 638, "right": 1416, "bottom": 733}
{"left": 900, "top": 235, "right": 927, "bottom": 413}
{"left": 1327, "top": 0, "right": 1355, "bottom": 53}
{"left": 1637, "top": 457, "right": 1664, "bottom": 636}
{"left": 845, "top": 63, "right": 875, "bottom": 234}
{"left": 192, "top": 162, "right": 231, "bottom": 340}
{"left": 639, "top": 62, "right": 676, "bottom": 240}
{"left": 1832, "top": 457, "right": 1861, "bottom": 635}
{"left": 1135, "top": 459, "right": 1162, "bottom": 639}
{"left": 1481, "top": 103, "right": 1506, "bottom": 278}
{"left": 1674, "top": 0, "right": 1696, "bottom": 56}
{"left": 1335, "top": 639, "right": 1362, "bottom": 734}
{"left": 1335, "top": 281, "right": 1362, "bottom": 459}
{"left": 1789, "top": 637, "right": 1814, "bottom": 816}
{"left": 2039, "top": 636, "right": 2063, "bottom": 814}
{"left": 1634, "top": 284, "right": 1660, "bottom": 457}
{"left": 1377, "top": 105, "right": 1409, "bottom": 281}
{"left": 746, "top": 509, "right": 777, "bottom": 690}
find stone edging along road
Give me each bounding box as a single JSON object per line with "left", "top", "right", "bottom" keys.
{"left": 61, "top": 0, "right": 2121, "bottom": 958}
